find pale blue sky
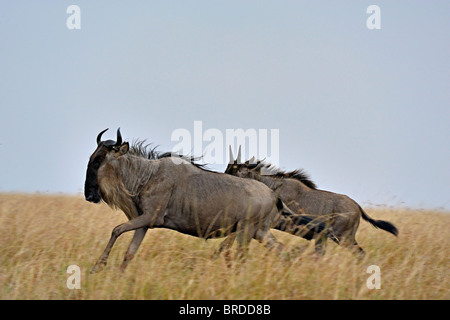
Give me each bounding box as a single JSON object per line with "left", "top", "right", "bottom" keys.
{"left": 0, "top": 1, "right": 449, "bottom": 209}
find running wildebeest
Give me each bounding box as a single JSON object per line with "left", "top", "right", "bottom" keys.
{"left": 84, "top": 129, "right": 333, "bottom": 272}
{"left": 225, "top": 148, "right": 398, "bottom": 256}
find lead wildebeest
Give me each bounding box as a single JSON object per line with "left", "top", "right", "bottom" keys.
{"left": 84, "top": 129, "right": 332, "bottom": 272}
{"left": 225, "top": 149, "right": 398, "bottom": 256}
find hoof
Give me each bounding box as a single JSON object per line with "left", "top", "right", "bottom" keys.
{"left": 90, "top": 261, "right": 106, "bottom": 274}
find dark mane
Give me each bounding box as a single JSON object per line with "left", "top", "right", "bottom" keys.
{"left": 129, "top": 140, "right": 159, "bottom": 160}
{"left": 129, "top": 140, "right": 208, "bottom": 171}
{"left": 279, "top": 169, "right": 318, "bottom": 189}
{"left": 253, "top": 161, "right": 318, "bottom": 189}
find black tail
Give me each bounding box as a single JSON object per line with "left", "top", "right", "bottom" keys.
{"left": 277, "top": 200, "right": 340, "bottom": 244}
{"left": 359, "top": 205, "right": 399, "bottom": 236}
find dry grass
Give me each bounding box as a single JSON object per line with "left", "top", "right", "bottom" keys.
{"left": 0, "top": 193, "right": 448, "bottom": 300}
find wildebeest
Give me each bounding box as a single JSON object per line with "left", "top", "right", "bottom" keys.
{"left": 225, "top": 148, "right": 398, "bottom": 256}
{"left": 84, "top": 129, "right": 333, "bottom": 272}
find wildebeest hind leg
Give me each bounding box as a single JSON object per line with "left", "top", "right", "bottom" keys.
{"left": 339, "top": 237, "right": 366, "bottom": 258}
{"left": 314, "top": 235, "right": 327, "bottom": 256}
{"left": 349, "top": 241, "right": 365, "bottom": 258}
{"left": 212, "top": 232, "right": 236, "bottom": 260}
{"left": 235, "top": 226, "right": 255, "bottom": 261}
{"left": 256, "top": 229, "right": 284, "bottom": 254}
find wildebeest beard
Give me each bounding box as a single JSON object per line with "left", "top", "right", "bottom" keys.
{"left": 84, "top": 128, "right": 120, "bottom": 204}
{"left": 84, "top": 155, "right": 103, "bottom": 203}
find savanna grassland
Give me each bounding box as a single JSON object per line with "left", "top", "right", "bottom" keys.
{"left": 0, "top": 193, "right": 448, "bottom": 300}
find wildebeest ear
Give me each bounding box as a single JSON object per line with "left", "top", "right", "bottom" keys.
{"left": 117, "top": 142, "right": 129, "bottom": 156}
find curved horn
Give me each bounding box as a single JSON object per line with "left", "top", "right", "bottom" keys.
{"left": 228, "top": 145, "right": 234, "bottom": 164}
{"left": 236, "top": 145, "right": 242, "bottom": 164}
{"left": 115, "top": 128, "right": 122, "bottom": 146}
{"left": 97, "top": 128, "right": 109, "bottom": 145}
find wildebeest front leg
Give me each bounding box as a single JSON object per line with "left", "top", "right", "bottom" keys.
{"left": 120, "top": 227, "right": 148, "bottom": 272}
{"left": 91, "top": 214, "right": 155, "bottom": 273}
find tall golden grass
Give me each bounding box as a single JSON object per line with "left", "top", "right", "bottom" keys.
{"left": 0, "top": 193, "right": 448, "bottom": 300}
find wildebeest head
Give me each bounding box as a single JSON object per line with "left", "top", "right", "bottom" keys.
{"left": 224, "top": 145, "right": 262, "bottom": 178}
{"left": 84, "top": 128, "right": 129, "bottom": 203}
